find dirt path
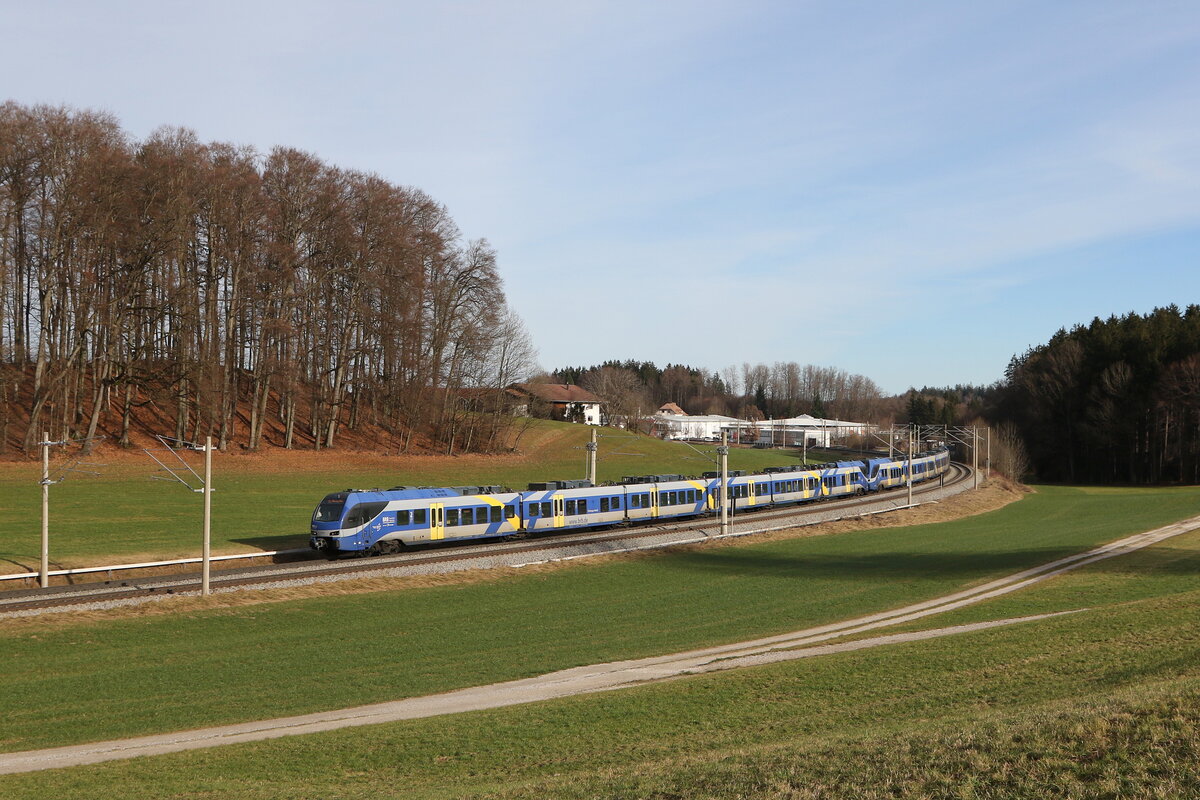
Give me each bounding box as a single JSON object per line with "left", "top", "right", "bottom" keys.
{"left": 2, "top": 513, "right": 1197, "bottom": 775}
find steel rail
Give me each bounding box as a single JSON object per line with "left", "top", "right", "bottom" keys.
{"left": 0, "top": 463, "right": 972, "bottom": 615}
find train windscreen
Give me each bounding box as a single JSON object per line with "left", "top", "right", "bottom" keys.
{"left": 314, "top": 493, "right": 348, "bottom": 522}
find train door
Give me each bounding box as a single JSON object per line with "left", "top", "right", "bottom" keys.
{"left": 651, "top": 489, "right": 660, "bottom": 518}
{"left": 553, "top": 494, "right": 565, "bottom": 528}
{"left": 748, "top": 481, "right": 757, "bottom": 507}
{"left": 430, "top": 503, "right": 444, "bottom": 541}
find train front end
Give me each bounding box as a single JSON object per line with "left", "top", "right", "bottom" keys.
{"left": 310, "top": 491, "right": 353, "bottom": 554}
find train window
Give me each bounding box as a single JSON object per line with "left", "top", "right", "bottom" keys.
{"left": 414, "top": 509, "right": 427, "bottom": 525}
{"left": 541, "top": 502, "right": 551, "bottom": 517}
{"left": 566, "top": 500, "right": 576, "bottom": 515}
{"left": 314, "top": 495, "right": 347, "bottom": 522}
{"left": 396, "top": 510, "right": 410, "bottom": 526}
{"left": 613, "top": 497, "right": 621, "bottom": 509}
{"left": 446, "top": 509, "right": 459, "bottom": 526}
{"left": 461, "top": 508, "right": 474, "bottom": 525}
{"left": 342, "top": 502, "right": 386, "bottom": 529}
{"left": 505, "top": 505, "right": 515, "bottom": 519}
{"left": 529, "top": 503, "right": 539, "bottom": 517}
{"left": 491, "top": 506, "right": 502, "bottom": 523}
{"left": 600, "top": 497, "right": 609, "bottom": 512}
{"left": 578, "top": 499, "right": 587, "bottom": 513}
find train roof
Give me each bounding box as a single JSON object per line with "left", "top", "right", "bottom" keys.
{"left": 332, "top": 486, "right": 503, "bottom": 502}
{"left": 527, "top": 479, "right": 594, "bottom": 491}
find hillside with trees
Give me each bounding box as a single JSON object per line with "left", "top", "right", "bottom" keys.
{"left": 0, "top": 102, "right": 536, "bottom": 456}
{"left": 992, "top": 305, "right": 1200, "bottom": 483}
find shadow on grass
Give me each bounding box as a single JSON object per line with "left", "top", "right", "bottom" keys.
{"left": 231, "top": 534, "right": 311, "bottom": 551}
{"left": 659, "top": 544, "right": 1200, "bottom": 581}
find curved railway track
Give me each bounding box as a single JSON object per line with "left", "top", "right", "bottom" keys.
{"left": 1, "top": 463, "right": 973, "bottom": 616}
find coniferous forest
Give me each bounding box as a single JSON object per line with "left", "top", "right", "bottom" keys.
{"left": 994, "top": 305, "right": 1200, "bottom": 484}
{"left": 0, "top": 102, "right": 536, "bottom": 456}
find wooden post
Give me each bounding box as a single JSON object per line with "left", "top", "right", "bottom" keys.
{"left": 202, "top": 436, "right": 212, "bottom": 596}
{"left": 719, "top": 432, "right": 730, "bottom": 536}
{"left": 40, "top": 431, "right": 49, "bottom": 589}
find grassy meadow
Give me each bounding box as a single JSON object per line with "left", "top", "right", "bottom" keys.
{"left": 0, "top": 483, "right": 1198, "bottom": 797}
{"left": 0, "top": 421, "right": 823, "bottom": 570}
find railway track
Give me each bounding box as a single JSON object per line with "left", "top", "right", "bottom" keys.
{"left": 1, "top": 463, "right": 973, "bottom": 616}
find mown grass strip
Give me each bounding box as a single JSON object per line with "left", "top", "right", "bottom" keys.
{"left": 1, "top": 485, "right": 1198, "bottom": 757}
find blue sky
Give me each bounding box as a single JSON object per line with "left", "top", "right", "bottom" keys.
{"left": 4, "top": 1, "right": 1199, "bottom": 393}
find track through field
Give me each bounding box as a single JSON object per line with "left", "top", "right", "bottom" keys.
{"left": 0, "top": 464, "right": 972, "bottom": 616}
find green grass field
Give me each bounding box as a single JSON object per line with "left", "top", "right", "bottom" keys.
{"left": 0, "top": 422, "right": 827, "bottom": 570}
{"left": 0, "top": 484, "right": 1198, "bottom": 798}
{"left": 7, "top": 576, "right": 1188, "bottom": 800}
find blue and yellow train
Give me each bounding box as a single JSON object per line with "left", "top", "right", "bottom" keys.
{"left": 309, "top": 449, "right": 951, "bottom": 555}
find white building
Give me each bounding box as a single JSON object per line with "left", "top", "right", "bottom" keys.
{"left": 654, "top": 412, "right": 872, "bottom": 447}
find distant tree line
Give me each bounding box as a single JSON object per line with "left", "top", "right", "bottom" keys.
{"left": 0, "top": 102, "right": 536, "bottom": 455}
{"left": 992, "top": 306, "right": 1200, "bottom": 483}
{"left": 901, "top": 385, "right": 990, "bottom": 426}
{"left": 550, "top": 360, "right": 888, "bottom": 424}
